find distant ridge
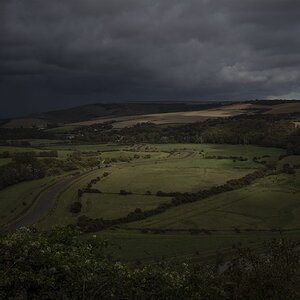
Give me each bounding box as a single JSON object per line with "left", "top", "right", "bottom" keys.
{"left": 2, "top": 100, "right": 300, "bottom": 128}
{"left": 28, "top": 101, "right": 225, "bottom": 124}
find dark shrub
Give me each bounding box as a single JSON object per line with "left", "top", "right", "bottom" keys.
{"left": 69, "top": 201, "right": 82, "bottom": 213}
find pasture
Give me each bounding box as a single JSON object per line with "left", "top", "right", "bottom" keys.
{"left": 37, "top": 144, "right": 286, "bottom": 228}
{"left": 81, "top": 194, "right": 171, "bottom": 220}
{"left": 0, "top": 144, "right": 72, "bottom": 159}
{"left": 127, "top": 172, "right": 300, "bottom": 230}
{"left": 94, "top": 229, "right": 300, "bottom": 263}
{"left": 1, "top": 141, "right": 298, "bottom": 262}
{"left": 0, "top": 176, "right": 60, "bottom": 227}
{"left": 0, "top": 158, "right": 10, "bottom": 166}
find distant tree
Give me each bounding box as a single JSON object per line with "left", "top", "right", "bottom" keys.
{"left": 119, "top": 190, "right": 132, "bottom": 195}
{"left": 69, "top": 201, "right": 82, "bottom": 213}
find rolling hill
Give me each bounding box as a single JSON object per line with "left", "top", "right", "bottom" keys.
{"left": 2, "top": 100, "right": 300, "bottom": 129}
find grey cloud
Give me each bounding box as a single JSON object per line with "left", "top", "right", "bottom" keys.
{"left": 1, "top": 0, "right": 300, "bottom": 117}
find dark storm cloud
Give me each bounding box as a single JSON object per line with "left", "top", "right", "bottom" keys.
{"left": 1, "top": 0, "right": 300, "bottom": 117}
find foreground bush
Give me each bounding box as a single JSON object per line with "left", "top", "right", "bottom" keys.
{"left": 0, "top": 228, "right": 299, "bottom": 299}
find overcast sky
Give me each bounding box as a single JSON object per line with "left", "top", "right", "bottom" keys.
{"left": 1, "top": 0, "right": 300, "bottom": 117}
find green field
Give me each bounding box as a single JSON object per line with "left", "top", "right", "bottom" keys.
{"left": 38, "top": 169, "right": 110, "bottom": 228}
{"left": 0, "top": 176, "right": 60, "bottom": 227}
{"left": 81, "top": 194, "right": 171, "bottom": 219}
{"left": 279, "top": 155, "right": 300, "bottom": 167}
{"left": 0, "top": 158, "right": 11, "bottom": 166}
{"left": 93, "top": 229, "right": 300, "bottom": 263}
{"left": 0, "top": 145, "right": 38, "bottom": 153}
{"left": 19, "top": 139, "right": 63, "bottom": 146}
{"left": 38, "top": 144, "right": 282, "bottom": 228}
{"left": 1, "top": 142, "right": 299, "bottom": 262}
{"left": 94, "top": 156, "right": 253, "bottom": 194}
{"left": 127, "top": 172, "right": 300, "bottom": 230}
{"left": 45, "top": 143, "right": 127, "bottom": 152}
{"left": 0, "top": 144, "right": 73, "bottom": 159}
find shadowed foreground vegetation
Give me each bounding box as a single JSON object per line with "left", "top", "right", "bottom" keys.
{"left": 1, "top": 228, "right": 300, "bottom": 299}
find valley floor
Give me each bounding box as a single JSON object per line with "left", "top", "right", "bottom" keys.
{"left": 1, "top": 142, "right": 299, "bottom": 262}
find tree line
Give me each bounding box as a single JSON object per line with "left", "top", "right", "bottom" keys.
{"left": 71, "top": 114, "right": 300, "bottom": 154}
{"left": 0, "top": 151, "right": 101, "bottom": 191}
{"left": 0, "top": 150, "right": 58, "bottom": 159}
{"left": 76, "top": 168, "right": 275, "bottom": 233}
{"left": 0, "top": 154, "right": 46, "bottom": 190}
{"left": 0, "top": 128, "right": 53, "bottom": 140}
{"left": 70, "top": 172, "right": 109, "bottom": 213}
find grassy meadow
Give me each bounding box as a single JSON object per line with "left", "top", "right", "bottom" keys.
{"left": 0, "top": 176, "right": 60, "bottom": 226}
{"left": 37, "top": 143, "right": 283, "bottom": 227}
{"left": 1, "top": 140, "right": 299, "bottom": 262}
{"left": 93, "top": 229, "right": 300, "bottom": 263}
{"left": 127, "top": 172, "right": 300, "bottom": 230}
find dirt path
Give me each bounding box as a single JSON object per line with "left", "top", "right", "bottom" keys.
{"left": 9, "top": 172, "right": 93, "bottom": 230}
